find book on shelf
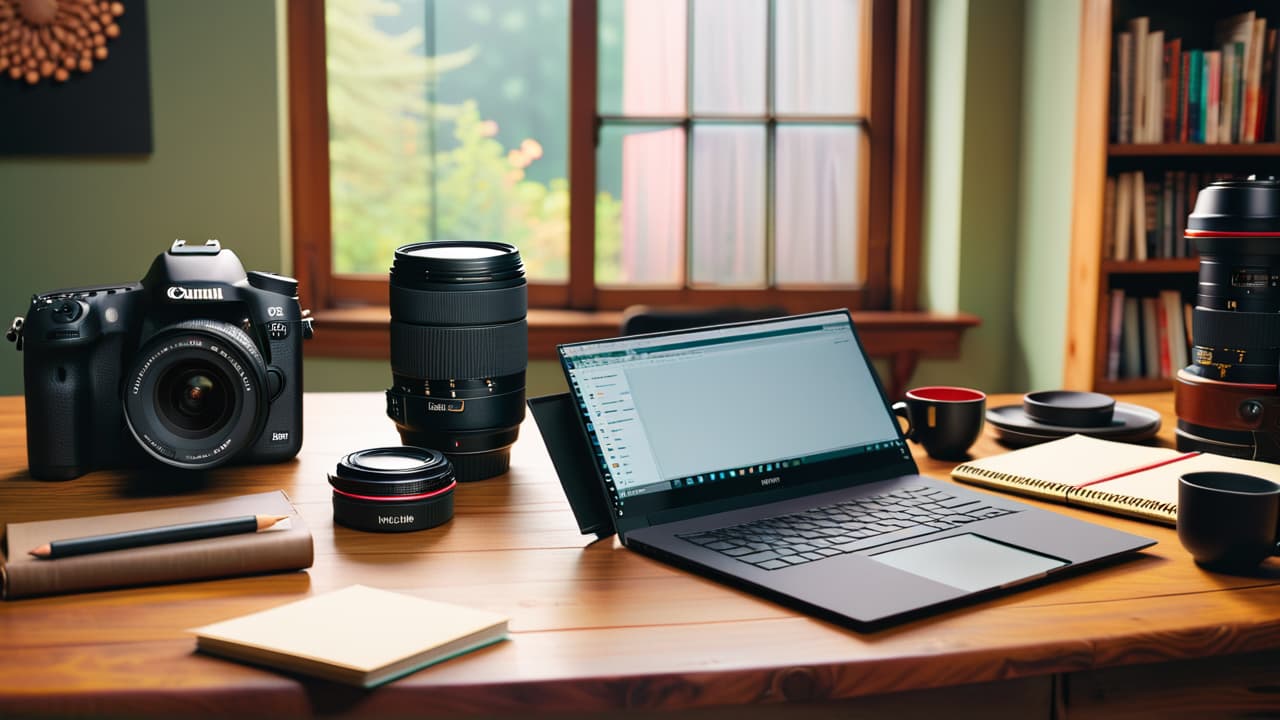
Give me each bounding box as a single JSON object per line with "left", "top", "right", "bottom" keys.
{"left": 1129, "top": 16, "right": 1149, "bottom": 141}
{"left": 1153, "top": 296, "right": 1171, "bottom": 377}
{"left": 1148, "top": 31, "right": 1165, "bottom": 141}
{"left": 1259, "top": 29, "right": 1269, "bottom": 136}
{"left": 1140, "top": 296, "right": 1160, "bottom": 378}
{"left": 1106, "top": 288, "right": 1125, "bottom": 381}
{"left": 1113, "top": 171, "right": 1132, "bottom": 260}
{"left": 1205, "top": 50, "right": 1222, "bottom": 144}
{"left": 1143, "top": 176, "right": 1159, "bottom": 259}
{"left": 1, "top": 490, "right": 314, "bottom": 600}
{"left": 1104, "top": 289, "right": 1192, "bottom": 381}
{"left": 1160, "top": 289, "right": 1189, "bottom": 373}
{"left": 1105, "top": 170, "right": 1232, "bottom": 260}
{"left": 190, "top": 585, "right": 510, "bottom": 688}
{"left": 1117, "top": 32, "right": 1133, "bottom": 143}
{"left": 1160, "top": 172, "right": 1174, "bottom": 258}
{"left": 1121, "top": 296, "right": 1143, "bottom": 379}
{"left": 1163, "top": 37, "right": 1180, "bottom": 142}
{"left": 1132, "top": 171, "right": 1147, "bottom": 260}
{"left": 1247, "top": 15, "right": 1265, "bottom": 141}
{"left": 951, "top": 434, "right": 1280, "bottom": 526}
{"left": 1187, "top": 49, "right": 1203, "bottom": 142}
{"left": 1115, "top": 12, "right": 1279, "bottom": 144}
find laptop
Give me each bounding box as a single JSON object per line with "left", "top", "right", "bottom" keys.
{"left": 557, "top": 309, "right": 1155, "bottom": 629}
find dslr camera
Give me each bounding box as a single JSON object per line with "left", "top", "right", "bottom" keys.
{"left": 7, "top": 240, "right": 313, "bottom": 480}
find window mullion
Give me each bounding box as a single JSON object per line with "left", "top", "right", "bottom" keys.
{"left": 569, "top": 0, "right": 600, "bottom": 309}
{"left": 766, "top": 0, "right": 777, "bottom": 287}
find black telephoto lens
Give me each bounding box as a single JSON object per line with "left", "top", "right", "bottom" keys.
{"left": 1186, "top": 177, "right": 1280, "bottom": 384}
{"left": 386, "top": 241, "right": 527, "bottom": 481}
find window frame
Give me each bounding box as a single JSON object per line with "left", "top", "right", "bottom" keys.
{"left": 288, "top": 0, "right": 953, "bottom": 383}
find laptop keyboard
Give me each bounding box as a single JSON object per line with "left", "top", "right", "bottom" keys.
{"left": 677, "top": 485, "right": 1018, "bottom": 571}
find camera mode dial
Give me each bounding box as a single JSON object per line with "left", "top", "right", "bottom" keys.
{"left": 247, "top": 271, "right": 299, "bottom": 297}
{"left": 50, "top": 300, "right": 83, "bottom": 323}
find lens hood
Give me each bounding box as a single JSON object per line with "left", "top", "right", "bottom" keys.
{"left": 1188, "top": 176, "right": 1280, "bottom": 238}
{"left": 391, "top": 241, "right": 526, "bottom": 289}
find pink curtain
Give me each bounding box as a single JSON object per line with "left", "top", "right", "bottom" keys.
{"left": 621, "top": 128, "right": 685, "bottom": 284}
{"left": 619, "top": 0, "right": 686, "bottom": 284}
{"left": 691, "top": 126, "right": 766, "bottom": 286}
{"left": 774, "top": 127, "right": 859, "bottom": 284}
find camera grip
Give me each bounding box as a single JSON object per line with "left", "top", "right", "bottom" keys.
{"left": 24, "top": 360, "right": 91, "bottom": 479}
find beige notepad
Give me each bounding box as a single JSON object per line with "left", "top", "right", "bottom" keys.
{"left": 190, "top": 585, "right": 509, "bottom": 687}
{"left": 952, "top": 434, "right": 1280, "bottom": 526}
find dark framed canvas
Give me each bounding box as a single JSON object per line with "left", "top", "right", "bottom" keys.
{"left": 0, "top": 0, "right": 152, "bottom": 155}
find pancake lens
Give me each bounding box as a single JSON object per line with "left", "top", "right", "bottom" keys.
{"left": 386, "top": 241, "right": 528, "bottom": 482}
{"left": 328, "top": 446, "right": 456, "bottom": 532}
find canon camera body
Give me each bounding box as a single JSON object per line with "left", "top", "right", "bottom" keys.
{"left": 9, "top": 240, "right": 313, "bottom": 480}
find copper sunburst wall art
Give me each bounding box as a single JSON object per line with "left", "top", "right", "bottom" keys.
{"left": 0, "top": 0, "right": 149, "bottom": 154}
{"left": 0, "top": 0, "right": 125, "bottom": 84}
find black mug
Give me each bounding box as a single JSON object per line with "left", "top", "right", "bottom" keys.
{"left": 891, "top": 386, "right": 986, "bottom": 461}
{"left": 1178, "top": 471, "right": 1280, "bottom": 571}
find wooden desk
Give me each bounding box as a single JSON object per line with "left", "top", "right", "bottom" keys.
{"left": 1, "top": 392, "right": 1278, "bottom": 718}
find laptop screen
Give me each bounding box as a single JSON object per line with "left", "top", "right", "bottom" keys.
{"left": 558, "top": 310, "right": 913, "bottom": 529}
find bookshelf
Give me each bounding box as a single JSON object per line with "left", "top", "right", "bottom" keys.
{"left": 1066, "top": 0, "right": 1280, "bottom": 394}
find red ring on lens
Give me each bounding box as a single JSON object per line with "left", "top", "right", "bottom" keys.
{"left": 330, "top": 479, "right": 457, "bottom": 503}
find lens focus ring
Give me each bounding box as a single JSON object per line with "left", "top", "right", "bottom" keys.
{"left": 390, "top": 318, "right": 528, "bottom": 378}
{"left": 1192, "top": 307, "right": 1280, "bottom": 348}
{"left": 390, "top": 282, "right": 526, "bottom": 326}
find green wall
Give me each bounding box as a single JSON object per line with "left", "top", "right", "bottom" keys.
{"left": 1010, "top": 0, "right": 1080, "bottom": 391}
{"left": 1, "top": 1, "right": 1083, "bottom": 399}
{"left": 913, "top": 0, "right": 1024, "bottom": 393}
{"left": 914, "top": 0, "right": 1079, "bottom": 395}
{"left": 0, "top": 0, "right": 287, "bottom": 396}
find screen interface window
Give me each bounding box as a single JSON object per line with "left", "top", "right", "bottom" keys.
{"left": 561, "top": 313, "right": 909, "bottom": 519}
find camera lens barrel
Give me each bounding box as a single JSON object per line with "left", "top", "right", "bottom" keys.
{"left": 1179, "top": 177, "right": 1280, "bottom": 460}
{"left": 329, "top": 446, "right": 456, "bottom": 532}
{"left": 1186, "top": 177, "right": 1280, "bottom": 384}
{"left": 386, "top": 241, "right": 528, "bottom": 482}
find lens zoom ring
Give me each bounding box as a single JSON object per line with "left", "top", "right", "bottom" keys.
{"left": 390, "top": 283, "right": 527, "bottom": 326}
{"left": 391, "top": 319, "right": 528, "bottom": 378}
{"left": 1193, "top": 307, "right": 1280, "bottom": 348}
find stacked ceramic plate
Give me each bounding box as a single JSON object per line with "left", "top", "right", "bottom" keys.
{"left": 986, "top": 390, "right": 1161, "bottom": 447}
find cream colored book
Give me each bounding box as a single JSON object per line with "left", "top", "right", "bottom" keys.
{"left": 953, "top": 434, "right": 1280, "bottom": 526}
{"left": 190, "top": 585, "right": 508, "bottom": 687}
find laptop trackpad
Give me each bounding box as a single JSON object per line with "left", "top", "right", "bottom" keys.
{"left": 871, "top": 534, "right": 1067, "bottom": 592}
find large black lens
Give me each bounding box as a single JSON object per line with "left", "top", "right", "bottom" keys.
{"left": 1186, "top": 178, "right": 1280, "bottom": 384}
{"left": 386, "top": 241, "right": 527, "bottom": 481}
{"left": 124, "top": 319, "right": 268, "bottom": 469}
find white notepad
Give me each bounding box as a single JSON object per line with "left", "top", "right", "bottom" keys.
{"left": 190, "top": 585, "right": 509, "bottom": 687}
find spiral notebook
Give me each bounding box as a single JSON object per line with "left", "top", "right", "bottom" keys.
{"left": 951, "top": 434, "right": 1280, "bottom": 525}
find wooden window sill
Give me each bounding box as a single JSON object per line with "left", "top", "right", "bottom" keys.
{"left": 306, "top": 307, "right": 979, "bottom": 397}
